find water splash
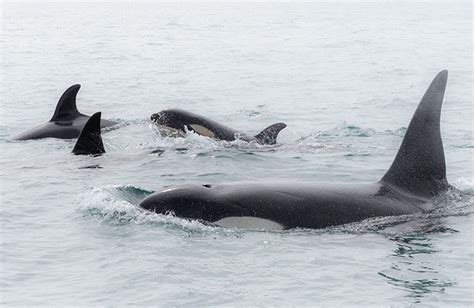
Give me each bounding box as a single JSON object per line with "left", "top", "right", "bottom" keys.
{"left": 76, "top": 185, "right": 237, "bottom": 234}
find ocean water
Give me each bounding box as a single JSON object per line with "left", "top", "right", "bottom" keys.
{"left": 1, "top": 1, "right": 473, "bottom": 306}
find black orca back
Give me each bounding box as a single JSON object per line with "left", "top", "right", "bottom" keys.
{"left": 382, "top": 70, "right": 449, "bottom": 197}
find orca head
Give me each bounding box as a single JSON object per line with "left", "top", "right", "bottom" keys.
{"left": 139, "top": 184, "right": 286, "bottom": 230}
{"left": 139, "top": 184, "right": 234, "bottom": 222}
{"left": 151, "top": 109, "right": 190, "bottom": 131}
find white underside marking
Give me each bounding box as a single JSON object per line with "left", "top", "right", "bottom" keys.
{"left": 190, "top": 124, "right": 215, "bottom": 138}
{"left": 214, "top": 216, "right": 284, "bottom": 230}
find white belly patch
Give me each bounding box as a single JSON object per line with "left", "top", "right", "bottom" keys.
{"left": 190, "top": 124, "right": 215, "bottom": 138}
{"left": 214, "top": 216, "right": 285, "bottom": 230}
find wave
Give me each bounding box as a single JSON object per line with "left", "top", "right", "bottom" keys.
{"left": 76, "top": 185, "right": 240, "bottom": 235}
{"left": 297, "top": 122, "right": 407, "bottom": 141}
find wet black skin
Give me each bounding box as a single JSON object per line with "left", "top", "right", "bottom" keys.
{"left": 139, "top": 182, "right": 427, "bottom": 229}
{"left": 13, "top": 115, "right": 116, "bottom": 140}
{"left": 72, "top": 112, "right": 106, "bottom": 155}
{"left": 140, "top": 71, "right": 451, "bottom": 229}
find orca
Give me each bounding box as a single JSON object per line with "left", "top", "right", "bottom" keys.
{"left": 139, "top": 70, "right": 452, "bottom": 230}
{"left": 72, "top": 112, "right": 105, "bottom": 155}
{"left": 151, "top": 109, "right": 287, "bottom": 145}
{"left": 13, "top": 84, "right": 117, "bottom": 140}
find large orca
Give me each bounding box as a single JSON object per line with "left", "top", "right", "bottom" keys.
{"left": 139, "top": 71, "right": 452, "bottom": 230}
{"left": 13, "top": 84, "right": 117, "bottom": 140}
{"left": 72, "top": 112, "right": 106, "bottom": 155}
{"left": 151, "top": 109, "right": 287, "bottom": 145}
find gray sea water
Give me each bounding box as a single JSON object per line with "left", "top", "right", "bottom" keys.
{"left": 1, "top": 1, "right": 473, "bottom": 306}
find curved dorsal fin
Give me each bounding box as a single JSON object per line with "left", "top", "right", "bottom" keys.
{"left": 255, "top": 123, "right": 287, "bottom": 145}
{"left": 382, "top": 70, "right": 449, "bottom": 197}
{"left": 72, "top": 112, "right": 105, "bottom": 155}
{"left": 50, "top": 84, "right": 82, "bottom": 121}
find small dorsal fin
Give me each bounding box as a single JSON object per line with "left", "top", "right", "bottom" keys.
{"left": 254, "top": 123, "right": 287, "bottom": 145}
{"left": 381, "top": 70, "right": 449, "bottom": 197}
{"left": 50, "top": 84, "right": 83, "bottom": 121}
{"left": 72, "top": 112, "right": 105, "bottom": 155}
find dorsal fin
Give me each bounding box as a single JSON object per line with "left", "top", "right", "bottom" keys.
{"left": 381, "top": 70, "right": 449, "bottom": 197}
{"left": 72, "top": 112, "right": 105, "bottom": 155}
{"left": 50, "top": 84, "right": 83, "bottom": 121}
{"left": 254, "top": 123, "right": 287, "bottom": 145}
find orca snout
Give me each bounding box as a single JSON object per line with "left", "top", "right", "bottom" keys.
{"left": 150, "top": 113, "right": 161, "bottom": 123}
{"left": 151, "top": 111, "right": 174, "bottom": 127}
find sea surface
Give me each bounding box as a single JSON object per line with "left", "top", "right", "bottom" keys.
{"left": 1, "top": 1, "right": 473, "bottom": 306}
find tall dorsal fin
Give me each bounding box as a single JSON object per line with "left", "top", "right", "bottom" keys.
{"left": 255, "top": 123, "right": 287, "bottom": 145}
{"left": 382, "top": 70, "right": 449, "bottom": 197}
{"left": 72, "top": 112, "right": 105, "bottom": 155}
{"left": 50, "top": 84, "right": 83, "bottom": 121}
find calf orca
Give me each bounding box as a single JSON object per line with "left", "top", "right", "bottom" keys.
{"left": 72, "top": 112, "right": 105, "bottom": 155}
{"left": 139, "top": 71, "right": 452, "bottom": 230}
{"left": 13, "top": 84, "right": 117, "bottom": 140}
{"left": 151, "top": 109, "right": 287, "bottom": 145}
